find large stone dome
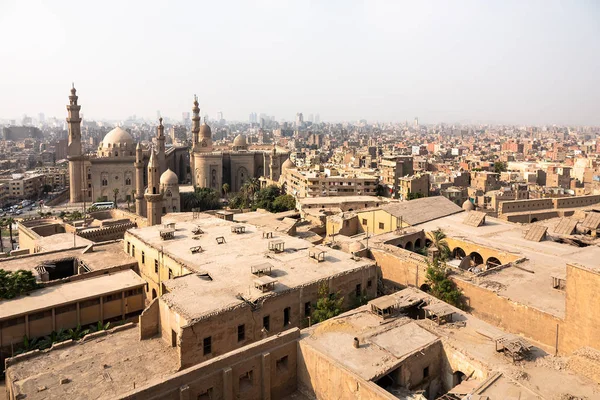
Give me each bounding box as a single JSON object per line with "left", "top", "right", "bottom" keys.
{"left": 462, "top": 199, "right": 475, "bottom": 211}
{"left": 160, "top": 168, "right": 178, "bottom": 185}
{"left": 101, "top": 127, "right": 134, "bottom": 149}
{"left": 200, "top": 121, "right": 212, "bottom": 139}
{"left": 233, "top": 134, "right": 248, "bottom": 149}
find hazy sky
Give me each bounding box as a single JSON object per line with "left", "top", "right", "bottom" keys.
{"left": 1, "top": 0, "right": 599, "bottom": 125}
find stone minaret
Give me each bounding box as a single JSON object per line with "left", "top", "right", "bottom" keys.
{"left": 134, "top": 142, "right": 146, "bottom": 217}
{"left": 145, "top": 150, "right": 163, "bottom": 226}
{"left": 190, "top": 95, "right": 200, "bottom": 186}
{"left": 156, "top": 117, "right": 166, "bottom": 176}
{"left": 67, "top": 84, "right": 85, "bottom": 203}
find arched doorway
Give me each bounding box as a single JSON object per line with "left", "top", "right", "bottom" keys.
{"left": 419, "top": 283, "right": 430, "bottom": 292}
{"left": 453, "top": 371, "right": 466, "bottom": 386}
{"left": 152, "top": 289, "right": 157, "bottom": 300}
{"left": 469, "top": 252, "right": 483, "bottom": 266}
{"left": 415, "top": 238, "right": 422, "bottom": 249}
{"left": 453, "top": 247, "right": 466, "bottom": 259}
{"left": 486, "top": 257, "right": 502, "bottom": 268}
{"left": 405, "top": 241, "right": 413, "bottom": 251}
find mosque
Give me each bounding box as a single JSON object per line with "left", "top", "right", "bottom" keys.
{"left": 66, "top": 86, "right": 290, "bottom": 225}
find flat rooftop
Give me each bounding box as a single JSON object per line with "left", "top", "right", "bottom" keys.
{"left": 301, "top": 288, "right": 599, "bottom": 399}
{"left": 126, "top": 213, "right": 374, "bottom": 322}
{"left": 417, "top": 212, "right": 600, "bottom": 318}
{"left": 0, "top": 269, "right": 146, "bottom": 320}
{"left": 299, "top": 195, "right": 385, "bottom": 206}
{"left": 6, "top": 326, "right": 179, "bottom": 400}
{"left": 0, "top": 241, "right": 135, "bottom": 274}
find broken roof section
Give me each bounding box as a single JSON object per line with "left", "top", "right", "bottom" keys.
{"left": 524, "top": 224, "right": 548, "bottom": 242}
{"left": 463, "top": 211, "right": 487, "bottom": 227}
{"left": 581, "top": 212, "right": 600, "bottom": 230}
{"left": 380, "top": 196, "right": 463, "bottom": 226}
{"left": 553, "top": 218, "right": 578, "bottom": 235}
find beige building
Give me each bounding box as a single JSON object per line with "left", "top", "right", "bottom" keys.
{"left": 34, "top": 166, "right": 68, "bottom": 189}
{"left": 6, "top": 288, "right": 600, "bottom": 400}
{"left": 124, "top": 212, "right": 378, "bottom": 368}
{"left": 190, "top": 96, "right": 289, "bottom": 193}
{"left": 282, "top": 167, "right": 378, "bottom": 198}
{"left": 0, "top": 173, "right": 45, "bottom": 201}
{"left": 398, "top": 173, "right": 429, "bottom": 200}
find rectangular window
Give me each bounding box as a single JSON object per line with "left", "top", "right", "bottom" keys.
{"left": 238, "top": 324, "right": 245, "bottom": 342}
{"left": 55, "top": 303, "right": 77, "bottom": 314}
{"left": 263, "top": 315, "right": 270, "bottom": 332}
{"left": 304, "top": 301, "right": 311, "bottom": 317}
{"left": 169, "top": 269, "right": 173, "bottom": 279}
{"left": 203, "top": 336, "right": 212, "bottom": 355}
{"left": 131, "top": 245, "right": 135, "bottom": 257}
{"left": 80, "top": 298, "right": 100, "bottom": 308}
{"left": 379, "top": 222, "right": 384, "bottom": 229}
{"left": 367, "top": 279, "right": 373, "bottom": 288}
{"left": 355, "top": 283, "right": 362, "bottom": 297}
{"left": 141, "top": 251, "right": 145, "bottom": 264}
{"left": 127, "top": 242, "right": 130, "bottom": 254}
{"left": 423, "top": 366, "right": 429, "bottom": 378}
{"left": 276, "top": 355, "right": 289, "bottom": 374}
{"left": 283, "top": 307, "right": 291, "bottom": 326}
{"left": 104, "top": 293, "right": 121, "bottom": 303}
{"left": 362, "top": 218, "right": 367, "bottom": 225}
{"left": 154, "top": 260, "right": 159, "bottom": 274}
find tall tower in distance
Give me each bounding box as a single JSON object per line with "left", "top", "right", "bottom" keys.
{"left": 156, "top": 117, "right": 166, "bottom": 176}
{"left": 67, "top": 84, "right": 85, "bottom": 203}
{"left": 144, "top": 150, "right": 163, "bottom": 226}
{"left": 190, "top": 95, "right": 200, "bottom": 187}
{"left": 134, "top": 142, "right": 146, "bottom": 217}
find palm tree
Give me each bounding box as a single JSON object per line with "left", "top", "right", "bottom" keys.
{"left": 242, "top": 178, "right": 260, "bottom": 206}
{"left": 6, "top": 217, "right": 15, "bottom": 251}
{"left": 427, "top": 228, "right": 450, "bottom": 261}
{"left": 112, "top": 188, "right": 119, "bottom": 208}
{"left": 222, "top": 183, "right": 230, "bottom": 198}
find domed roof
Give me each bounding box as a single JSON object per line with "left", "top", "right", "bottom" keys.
{"left": 349, "top": 242, "right": 365, "bottom": 253}
{"left": 281, "top": 158, "right": 295, "bottom": 171}
{"left": 101, "top": 127, "right": 134, "bottom": 148}
{"left": 233, "top": 134, "right": 247, "bottom": 148}
{"left": 160, "top": 168, "right": 178, "bottom": 185}
{"left": 200, "top": 121, "right": 212, "bottom": 139}
{"left": 462, "top": 199, "right": 475, "bottom": 211}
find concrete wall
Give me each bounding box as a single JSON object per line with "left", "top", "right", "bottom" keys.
{"left": 297, "top": 338, "right": 397, "bottom": 400}
{"left": 119, "top": 328, "right": 300, "bottom": 400}
{"left": 444, "top": 237, "right": 521, "bottom": 266}
{"left": 553, "top": 195, "right": 600, "bottom": 209}
{"left": 139, "top": 298, "right": 160, "bottom": 339}
{"left": 562, "top": 264, "right": 600, "bottom": 354}
{"left": 498, "top": 198, "right": 554, "bottom": 215}
{"left": 177, "top": 265, "right": 378, "bottom": 369}
{"left": 356, "top": 209, "right": 410, "bottom": 236}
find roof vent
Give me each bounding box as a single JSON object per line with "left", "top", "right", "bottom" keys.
{"left": 251, "top": 262, "right": 273, "bottom": 276}
{"left": 254, "top": 275, "right": 277, "bottom": 293}
{"left": 308, "top": 247, "right": 326, "bottom": 262}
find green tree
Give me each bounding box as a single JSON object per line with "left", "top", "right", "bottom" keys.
{"left": 427, "top": 228, "right": 450, "bottom": 261}
{"left": 0, "top": 219, "right": 4, "bottom": 253}
{"left": 181, "top": 188, "right": 222, "bottom": 212}
{"left": 254, "top": 185, "right": 280, "bottom": 211}
{"left": 271, "top": 194, "right": 296, "bottom": 212}
{"left": 112, "top": 188, "right": 119, "bottom": 208}
{"left": 311, "top": 283, "right": 344, "bottom": 324}
{"left": 425, "top": 258, "right": 465, "bottom": 309}
{"left": 494, "top": 161, "right": 507, "bottom": 174}
{"left": 222, "top": 183, "right": 230, "bottom": 198}
{"left": 406, "top": 191, "right": 425, "bottom": 200}
{"left": 0, "top": 269, "right": 40, "bottom": 299}
{"left": 375, "top": 184, "right": 386, "bottom": 197}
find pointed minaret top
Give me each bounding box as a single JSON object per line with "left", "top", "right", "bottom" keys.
{"left": 159, "top": 117, "right": 163, "bottom": 126}
{"left": 148, "top": 149, "right": 158, "bottom": 167}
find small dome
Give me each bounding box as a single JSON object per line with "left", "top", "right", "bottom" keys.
{"left": 233, "top": 134, "right": 247, "bottom": 148}
{"left": 101, "top": 127, "right": 134, "bottom": 149}
{"left": 281, "top": 158, "right": 295, "bottom": 171}
{"left": 160, "top": 168, "right": 178, "bottom": 185}
{"left": 349, "top": 242, "right": 365, "bottom": 253}
{"left": 200, "top": 121, "right": 212, "bottom": 139}
{"left": 462, "top": 199, "right": 475, "bottom": 211}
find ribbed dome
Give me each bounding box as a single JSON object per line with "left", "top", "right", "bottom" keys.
{"left": 200, "top": 122, "right": 212, "bottom": 139}
{"left": 101, "top": 127, "right": 134, "bottom": 148}
{"left": 281, "top": 158, "right": 295, "bottom": 171}
{"left": 462, "top": 199, "right": 475, "bottom": 211}
{"left": 160, "top": 168, "right": 178, "bottom": 185}
{"left": 233, "top": 134, "right": 247, "bottom": 148}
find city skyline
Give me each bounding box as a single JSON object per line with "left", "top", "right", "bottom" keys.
{"left": 1, "top": 0, "right": 599, "bottom": 125}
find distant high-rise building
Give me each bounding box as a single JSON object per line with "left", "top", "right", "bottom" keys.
{"left": 217, "top": 111, "right": 223, "bottom": 122}
{"left": 414, "top": 117, "right": 419, "bottom": 127}
{"left": 315, "top": 114, "right": 320, "bottom": 124}
{"left": 249, "top": 112, "right": 257, "bottom": 124}
{"left": 296, "top": 113, "right": 304, "bottom": 127}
